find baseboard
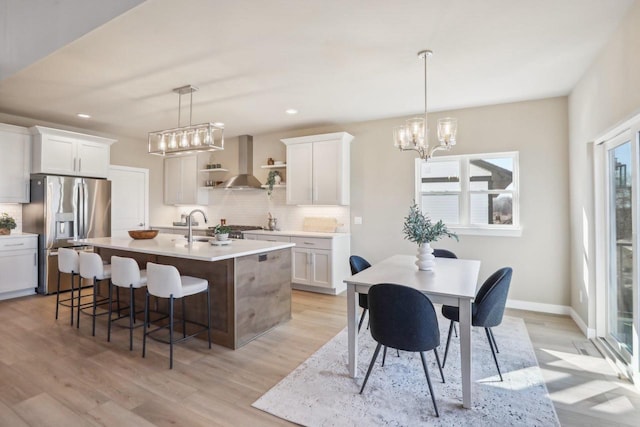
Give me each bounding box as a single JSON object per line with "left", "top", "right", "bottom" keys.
{"left": 0, "top": 288, "right": 36, "bottom": 301}
{"left": 291, "top": 283, "right": 346, "bottom": 295}
{"left": 506, "top": 299, "right": 571, "bottom": 315}
{"left": 570, "top": 308, "right": 597, "bottom": 339}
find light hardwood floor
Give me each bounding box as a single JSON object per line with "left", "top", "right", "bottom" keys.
{"left": 0, "top": 291, "right": 637, "bottom": 426}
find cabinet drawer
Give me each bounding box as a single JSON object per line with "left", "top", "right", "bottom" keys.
{"left": 248, "top": 234, "right": 291, "bottom": 243}
{"left": 290, "top": 236, "right": 332, "bottom": 250}
{"left": 0, "top": 237, "right": 37, "bottom": 251}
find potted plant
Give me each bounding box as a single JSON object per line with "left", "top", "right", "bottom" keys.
{"left": 265, "top": 170, "right": 281, "bottom": 196}
{"left": 0, "top": 212, "right": 17, "bottom": 235}
{"left": 403, "top": 202, "right": 458, "bottom": 270}
{"left": 212, "top": 224, "right": 231, "bottom": 241}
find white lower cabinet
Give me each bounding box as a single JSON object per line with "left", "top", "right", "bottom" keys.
{"left": 243, "top": 232, "right": 350, "bottom": 295}
{"left": 0, "top": 235, "right": 37, "bottom": 300}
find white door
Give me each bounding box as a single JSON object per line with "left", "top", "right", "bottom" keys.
{"left": 109, "top": 165, "right": 149, "bottom": 238}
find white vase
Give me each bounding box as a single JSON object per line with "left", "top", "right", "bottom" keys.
{"left": 274, "top": 174, "right": 281, "bottom": 185}
{"left": 416, "top": 243, "right": 436, "bottom": 271}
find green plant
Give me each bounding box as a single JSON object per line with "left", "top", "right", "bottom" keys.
{"left": 266, "top": 170, "right": 281, "bottom": 195}
{"left": 403, "top": 202, "right": 458, "bottom": 245}
{"left": 0, "top": 213, "right": 16, "bottom": 230}
{"left": 212, "top": 224, "right": 231, "bottom": 234}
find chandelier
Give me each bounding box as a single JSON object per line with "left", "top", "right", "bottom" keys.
{"left": 393, "top": 50, "right": 457, "bottom": 161}
{"left": 148, "top": 85, "right": 224, "bottom": 156}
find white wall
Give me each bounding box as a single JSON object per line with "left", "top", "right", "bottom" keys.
{"left": 569, "top": 1, "right": 640, "bottom": 327}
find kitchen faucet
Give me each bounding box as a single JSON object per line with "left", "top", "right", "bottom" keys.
{"left": 186, "top": 209, "right": 208, "bottom": 243}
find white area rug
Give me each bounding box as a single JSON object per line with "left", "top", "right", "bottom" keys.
{"left": 253, "top": 315, "right": 560, "bottom": 426}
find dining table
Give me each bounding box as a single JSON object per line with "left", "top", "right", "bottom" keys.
{"left": 344, "top": 254, "right": 481, "bottom": 409}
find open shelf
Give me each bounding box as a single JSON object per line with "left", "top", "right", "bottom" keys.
{"left": 261, "top": 164, "right": 286, "bottom": 169}
{"left": 199, "top": 168, "right": 228, "bottom": 172}
{"left": 261, "top": 184, "right": 286, "bottom": 189}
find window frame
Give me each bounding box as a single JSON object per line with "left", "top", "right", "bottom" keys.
{"left": 414, "top": 151, "right": 521, "bottom": 237}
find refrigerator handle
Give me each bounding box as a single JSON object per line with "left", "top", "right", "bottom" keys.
{"left": 83, "top": 181, "right": 89, "bottom": 238}
{"left": 73, "top": 180, "right": 80, "bottom": 240}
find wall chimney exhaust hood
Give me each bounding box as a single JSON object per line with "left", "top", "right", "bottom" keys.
{"left": 220, "top": 135, "right": 263, "bottom": 190}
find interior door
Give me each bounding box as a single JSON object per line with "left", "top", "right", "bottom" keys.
{"left": 109, "top": 165, "right": 149, "bottom": 238}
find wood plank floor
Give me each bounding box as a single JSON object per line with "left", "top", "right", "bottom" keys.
{"left": 0, "top": 291, "right": 638, "bottom": 426}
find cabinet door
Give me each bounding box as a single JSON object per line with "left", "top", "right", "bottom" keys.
{"left": 286, "top": 143, "right": 313, "bottom": 205}
{"left": 312, "top": 139, "right": 342, "bottom": 205}
{"left": 40, "top": 134, "right": 76, "bottom": 175}
{"left": 0, "top": 249, "right": 37, "bottom": 293}
{"left": 310, "top": 250, "right": 332, "bottom": 288}
{"left": 180, "top": 155, "right": 200, "bottom": 204}
{"left": 292, "top": 248, "right": 312, "bottom": 285}
{"left": 0, "top": 127, "right": 30, "bottom": 202}
{"left": 77, "top": 140, "right": 110, "bottom": 178}
{"left": 164, "top": 156, "right": 183, "bottom": 205}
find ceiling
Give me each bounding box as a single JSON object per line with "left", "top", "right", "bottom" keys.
{"left": 0, "top": 0, "right": 635, "bottom": 141}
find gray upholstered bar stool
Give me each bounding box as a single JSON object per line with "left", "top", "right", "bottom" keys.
{"left": 56, "top": 247, "right": 79, "bottom": 325}
{"left": 78, "top": 251, "right": 112, "bottom": 336}
{"left": 143, "top": 262, "right": 211, "bottom": 369}
{"left": 108, "top": 256, "right": 148, "bottom": 350}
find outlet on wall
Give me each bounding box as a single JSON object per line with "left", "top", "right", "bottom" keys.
{"left": 354, "top": 216, "right": 362, "bottom": 225}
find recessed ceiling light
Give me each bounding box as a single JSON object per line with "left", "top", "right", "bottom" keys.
{"left": 285, "top": 109, "right": 298, "bottom": 115}
{"left": 77, "top": 113, "right": 91, "bottom": 119}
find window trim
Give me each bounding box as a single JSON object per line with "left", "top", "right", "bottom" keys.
{"left": 415, "top": 150, "right": 521, "bottom": 237}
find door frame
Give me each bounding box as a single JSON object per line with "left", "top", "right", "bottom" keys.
{"left": 594, "top": 113, "right": 640, "bottom": 384}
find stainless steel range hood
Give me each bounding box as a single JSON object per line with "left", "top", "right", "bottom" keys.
{"left": 220, "top": 135, "right": 263, "bottom": 190}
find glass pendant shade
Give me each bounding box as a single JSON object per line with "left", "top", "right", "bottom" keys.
{"left": 437, "top": 117, "right": 457, "bottom": 146}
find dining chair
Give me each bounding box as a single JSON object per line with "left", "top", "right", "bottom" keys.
{"left": 432, "top": 248, "right": 457, "bottom": 259}
{"left": 348, "top": 255, "right": 371, "bottom": 332}
{"left": 359, "top": 283, "right": 444, "bottom": 417}
{"left": 441, "top": 267, "right": 513, "bottom": 381}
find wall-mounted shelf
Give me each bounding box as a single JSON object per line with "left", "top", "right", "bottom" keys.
{"left": 199, "top": 168, "right": 228, "bottom": 172}
{"left": 261, "top": 164, "right": 286, "bottom": 169}
{"left": 199, "top": 186, "right": 225, "bottom": 190}
{"left": 261, "top": 184, "right": 286, "bottom": 189}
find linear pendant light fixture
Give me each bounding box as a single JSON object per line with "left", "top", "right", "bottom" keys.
{"left": 148, "top": 85, "right": 224, "bottom": 156}
{"left": 393, "top": 50, "right": 457, "bottom": 161}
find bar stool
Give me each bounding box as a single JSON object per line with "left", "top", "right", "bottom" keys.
{"left": 56, "top": 248, "right": 79, "bottom": 325}
{"left": 108, "top": 256, "right": 147, "bottom": 350}
{"left": 78, "top": 252, "right": 112, "bottom": 336}
{"left": 143, "top": 262, "right": 211, "bottom": 369}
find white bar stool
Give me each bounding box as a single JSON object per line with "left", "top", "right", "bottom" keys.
{"left": 56, "top": 248, "right": 79, "bottom": 325}
{"left": 143, "top": 262, "right": 211, "bottom": 369}
{"left": 108, "top": 256, "right": 148, "bottom": 350}
{"left": 78, "top": 252, "right": 112, "bottom": 336}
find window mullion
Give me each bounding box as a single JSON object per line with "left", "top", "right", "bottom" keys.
{"left": 459, "top": 157, "right": 470, "bottom": 225}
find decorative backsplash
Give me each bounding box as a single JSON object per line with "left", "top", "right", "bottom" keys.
{"left": 0, "top": 204, "right": 23, "bottom": 233}
{"left": 177, "top": 190, "right": 350, "bottom": 232}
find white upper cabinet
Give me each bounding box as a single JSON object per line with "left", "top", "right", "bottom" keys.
{"left": 30, "top": 126, "right": 115, "bottom": 178}
{"left": 164, "top": 155, "right": 207, "bottom": 205}
{"left": 0, "top": 123, "right": 31, "bottom": 203}
{"left": 282, "top": 132, "right": 353, "bottom": 205}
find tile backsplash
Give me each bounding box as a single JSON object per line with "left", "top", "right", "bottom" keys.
{"left": 173, "top": 190, "right": 350, "bottom": 232}
{"left": 0, "top": 204, "right": 22, "bottom": 232}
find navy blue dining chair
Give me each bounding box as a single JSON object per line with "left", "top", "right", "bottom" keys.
{"left": 441, "top": 267, "right": 513, "bottom": 381}
{"left": 349, "top": 255, "right": 371, "bottom": 332}
{"left": 432, "top": 248, "right": 457, "bottom": 259}
{"left": 359, "top": 283, "right": 444, "bottom": 417}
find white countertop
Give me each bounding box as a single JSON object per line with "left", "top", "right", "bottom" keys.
{"left": 73, "top": 234, "right": 294, "bottom": 262}
{"left": 242, "top": 230, "right": 350, "bottom": 238}
{"left": 0, "top": 232, "right": 38, "bottom": 238}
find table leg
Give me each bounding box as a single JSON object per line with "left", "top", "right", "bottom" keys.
{"left": 459, "top": 298, "right": 472, "bottom": 408}
{"left": 347, "top": 283, "right": 358, "bottom": 378}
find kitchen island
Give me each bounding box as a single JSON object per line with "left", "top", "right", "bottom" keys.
{"left": 76, "top": 234, "right": 294, "bottom": 349}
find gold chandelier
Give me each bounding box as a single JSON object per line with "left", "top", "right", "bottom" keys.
{"left": 148, "top": 85, "right": 224, "bottom": 156}
{"left": 393, "top": 50, "right": 457, "bottom": 161}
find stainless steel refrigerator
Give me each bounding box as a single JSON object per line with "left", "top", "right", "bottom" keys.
{"left": 22, "top": 175, "right": 111, "bottom": 294}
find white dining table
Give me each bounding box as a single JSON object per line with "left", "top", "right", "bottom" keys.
{"left": 344, "top": 254, "right": 481, "bottom": 409}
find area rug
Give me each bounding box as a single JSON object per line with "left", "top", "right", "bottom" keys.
{"left": 252, "top": 315, "right": 560, "bottom": 426}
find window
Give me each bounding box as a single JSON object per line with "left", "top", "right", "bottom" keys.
{"left": 415, "top": 151, "right": 520, "bottom": 236}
